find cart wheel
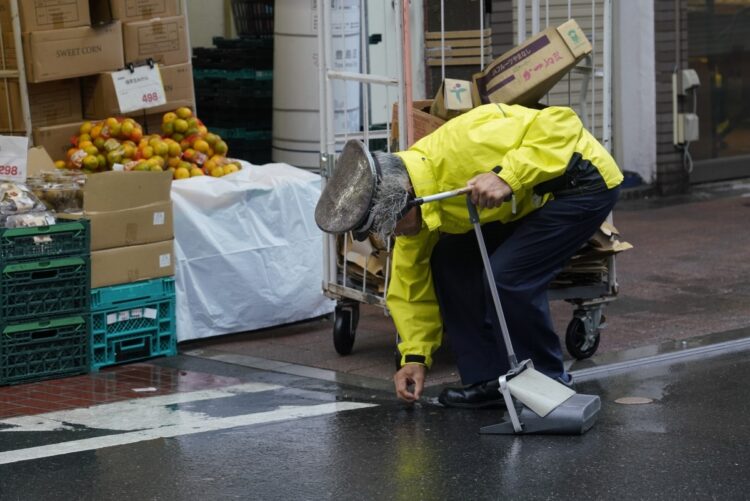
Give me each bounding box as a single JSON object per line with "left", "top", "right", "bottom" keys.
{"left": 565, "top": 316, "right": 600, "bottom": 360}
{"left": 333, "top": 303, "right": 359, "bottom": 355}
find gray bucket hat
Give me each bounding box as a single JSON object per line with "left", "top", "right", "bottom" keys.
{"left": 315, "top": 140, "right": 381, "bottom": 238}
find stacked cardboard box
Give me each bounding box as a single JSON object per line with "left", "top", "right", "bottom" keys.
{"left": 60, "top": 170, "right": 176, "bottom": 289}
{"left": 1, "top": 0, "right": 195, "bottom": 140}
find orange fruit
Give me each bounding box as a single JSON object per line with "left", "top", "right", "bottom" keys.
{"left": 173, "top": 119, "right": 188, "bottom": 134}
{"left": 176, "top": 107, "right": 192, "bottom": 119}
{"left": 210, "top": 166, "right": 225, "bottom": 177}
{"left": 54, "top": 160, "right": 66, "bottom": 169}
{"left": 130, "top": 127, "right": 143, "bottom": 142}
{"left": 214, "top": 140, "right": 228, "bottom": 155}
{"left": 79, "top": 121, "right": 93, "bottom": 135}
{"left": 120, "top": 121, "right": 134, "bottom": 137}
{"left": 90, "top": 124, "right": 103, "bottom": 139}
{"left": 163, "top": 112, "right": 177, "bottom": 123}
{"left": 224, "top": 164, "right": 239, "bottom": 175}
{"left": 82, "top": 155, "right": 99, "bottom": 170}
{"left": 193, "top": 139, "right": 209, "bottom": 153}
{"left": 190, "top": 167, "right": 204, "bottom": 177}
{"left": 174, "top": 166, "right": 190, "bottom": 179}
{"left": 153, "top": 141, "right": 169, "bottom": 157}
{"left": 167, "top": 142, "right": 181, "bottom": 157}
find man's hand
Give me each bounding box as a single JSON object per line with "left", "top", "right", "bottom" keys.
{"left": 467, "top": 172, "right": 512, "bottom": 209}
{"left": 394, "top": 363, "right": 426, "bottom": 403}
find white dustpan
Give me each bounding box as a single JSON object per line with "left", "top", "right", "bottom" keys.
{"left": 507, "top": 367, "right": 575, "bottom": 417}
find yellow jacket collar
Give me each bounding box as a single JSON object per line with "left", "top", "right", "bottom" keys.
{"left": 395, "top": 150, "right": 441, "bottom": 231}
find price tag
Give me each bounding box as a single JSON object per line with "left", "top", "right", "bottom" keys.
{"left": 0, "top": 136, "right": 29, "bottom": 183}
{"left": 112, "top": 64, "right": 167, "bottom": 113}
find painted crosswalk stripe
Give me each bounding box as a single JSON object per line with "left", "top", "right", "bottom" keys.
{"left": 0, "top": 401, "right": 375, "bottom": 465}
{"left": 0, "top": 382, "right": 284, "bottom": 432}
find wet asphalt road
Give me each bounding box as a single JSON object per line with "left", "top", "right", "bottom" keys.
{"left": 1, "top": 351, "right": 749, "bottom": 501}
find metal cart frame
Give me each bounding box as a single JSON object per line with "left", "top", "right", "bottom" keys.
{"left": 318, "top": 0, "right": 617, "bottom": 361}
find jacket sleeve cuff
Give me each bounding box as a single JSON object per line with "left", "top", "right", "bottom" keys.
{"left": 400, "top": 353, "right": 431, "bottom": 368}
{"left": 498, "top": 168, "right": 523, "bottom": 194}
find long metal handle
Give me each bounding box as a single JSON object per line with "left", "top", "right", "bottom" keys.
{"left": 466, "top": 198, "right": 520, "bottom": 370}
{"left": 411, "top": 187, "right": 471, "bottom": 206}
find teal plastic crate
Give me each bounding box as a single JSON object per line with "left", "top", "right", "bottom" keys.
{"left": 0, "top": 315, "right": 88, "bottom": 385}
{"left": 89, "top": 278, "right": 176, "bottom": 371}
{"left": 90, "top": 277, "right": 175, "bottom": 311}
{"left": 1, "top": 256, "right": 90, "bottom": 323}
{"left": 0, "top": 219, "right": 89, "bottom": 262}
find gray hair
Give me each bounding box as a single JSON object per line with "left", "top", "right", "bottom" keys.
{"left": 370, "top": 152, "right": 411, "bottom": 241}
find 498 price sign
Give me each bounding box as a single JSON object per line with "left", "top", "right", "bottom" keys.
{"left": 0, "top": 136, "right": 28, "bottom": 183}
{"left": 113, "top": 64, "right": 167, "bottom": 113}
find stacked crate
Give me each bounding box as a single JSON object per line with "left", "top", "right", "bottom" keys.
{"left": 0, "top": 220, "right": 90, "bottom": 385}
{"left": 192, "top": 36, "right": 273, "bottom": 164}
{"left": 89, "top": 277, "right": 176, "bottom": 372}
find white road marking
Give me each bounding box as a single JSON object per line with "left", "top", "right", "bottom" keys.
{"left": 0, "top": 382, "right": 283, "bottom": 432}
{"left": 0, "top": 401, "right": 375, "bottom": 465}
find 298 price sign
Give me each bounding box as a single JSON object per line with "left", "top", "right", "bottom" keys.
{"left": 0, "top": 164, "right": 20, "bottom": 176}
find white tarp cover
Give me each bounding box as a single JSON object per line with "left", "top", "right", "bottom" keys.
{"left": 171, "top": 161, "right": 334, "bottom": 342}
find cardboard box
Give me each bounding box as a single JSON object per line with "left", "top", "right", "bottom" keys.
{"left": 390, "top": 100, "right": 446, "bottom": 149}
{"left": 1, "top": 30, "right": 16, "bottom": 70}
{"left": 0, "top": 0, "right": 10, "bottom": 30}
{"left": 26, "top": 145, "right": 56, "bottom": 177}
{"left": 111, "top": 0, "right": 180, "bottom": 22}
{"left": 23, "top": 21, "right": 124, "bottom": 83}
{"left": 18, "top": 0, "right": 90, "bottom": 32}
{"left": 82, "top": 62, "right": 195, "bottom": 118}
{"left": 430, "top": 78, "right": 476, "bottom": 121}
{"left": 0, "top": 79, "right": 24, "bottom": 131}
{"left": 28, "top": 79, "right": 83, "bottom": 127}
{"left": 472, "top": 19, "right": 592, "bottom": 106}
{"left": 80, "top": 170, "right": 173, "bottom": 250}
{"left": 122, "top": 15, "right": 189, "bottom": 67}
{"left": 32, "top": 122, "right": 80, "bottom": 160}
{"left": 91, "top": 239, "right": 174, "bottom": 288}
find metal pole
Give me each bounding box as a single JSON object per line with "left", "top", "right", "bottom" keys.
{"left": 517, "top": 0, "right": 526, "bottom": 44}
{"left": 440, "top": 0, "right": 445, "bottom": 82}
{"left": 401, "top": 0, "right": 413, "bottom": 147}
{"left": 531, "top": 0, "right": 540, "bottom": 35}
{"left": 10, "top": 0, "right": 30, "bottom": 138}
{"left": 480, "top": 0, "right": 485, "bottom": 70}
{"left": 602, "top": 0, "right": 612, "bottom": 151}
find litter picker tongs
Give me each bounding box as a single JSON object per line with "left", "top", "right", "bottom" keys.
{"left": 409, "top": 188, "right": 601, "bottom": 435}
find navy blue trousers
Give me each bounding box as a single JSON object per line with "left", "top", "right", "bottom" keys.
{"left": 430, "top": 187, "right": 620, "bottom": 384}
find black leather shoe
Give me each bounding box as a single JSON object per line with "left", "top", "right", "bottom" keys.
{"left": 438, "top": 380, "right": 505, "bottom": 409}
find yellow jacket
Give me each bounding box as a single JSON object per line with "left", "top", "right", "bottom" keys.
{"left": 390, "top": 103, "right": 623, "bottom": 367}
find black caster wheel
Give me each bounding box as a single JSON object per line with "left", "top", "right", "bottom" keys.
{"left": 333, "top": 303, "right": 359, "bottom": 355}
{"left": 565, "top": 316, "right": 600, "bottom": 360}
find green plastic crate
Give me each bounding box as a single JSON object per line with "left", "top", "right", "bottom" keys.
{"left": 0, "top": 219, "right": 89, "bottom": 262}
{"left": 89, "top": 280, "right": 176, "bottom": 372}
{"left": 0, "top": 315, "right": 89, "bottom": 385}
{"left": 90, "top": 277, "right": 175, "bottom": 311}
{"left": 1, "top": 256, "right": 90, "bottom": 323}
